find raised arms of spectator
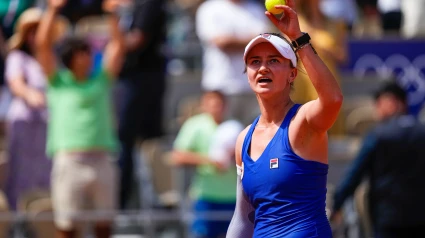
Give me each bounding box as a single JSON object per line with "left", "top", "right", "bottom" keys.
{"left": 35, "top": 0, "right": 66, "bottom": 79}
{"left": 102, "top": 0, "right": 126, "bottom": 79}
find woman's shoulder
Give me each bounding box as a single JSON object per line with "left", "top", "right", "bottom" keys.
{"left": 240, "top": 124, "right": 252, "bottom": 137}
{"left": 236, "top": 125, "right": 252, "bottom": 147}
{"left": 6, "top": 50, "right": 28, "bottom": 61}
{"left": 235, "top": 125, "right": 251, "bottom": 165}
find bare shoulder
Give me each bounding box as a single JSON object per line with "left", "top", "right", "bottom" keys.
{"left": 237, "top": 125, "right": 251, "bottom": 141}
{"left": 235, "top": 125, "right": 251, "bottom": 165}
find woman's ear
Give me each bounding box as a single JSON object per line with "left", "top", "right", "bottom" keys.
{"left": 288, "top": 68, "right": 297, "bottom": 84}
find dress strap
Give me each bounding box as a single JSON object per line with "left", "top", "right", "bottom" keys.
{"left": 281, "top": 104, "right": 302, "bottom": 128}
{"left": 241, "top": 115, "right": 260, "bottom": 163}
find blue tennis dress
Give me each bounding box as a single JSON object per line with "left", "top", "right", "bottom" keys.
{"left": 241, "top": 104, "right": 332, "bottom": 238}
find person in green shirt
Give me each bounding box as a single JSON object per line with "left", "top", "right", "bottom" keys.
{"left": 35, "top": 0, "right": 125, "bottom": 237}
{"left": 171, "top": 90, "right": 238, "bottom": 238}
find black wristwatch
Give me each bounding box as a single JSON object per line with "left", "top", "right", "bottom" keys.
{"left": 291, "top": 32, "right": 310, "bottom": 48}
{"left": 291, "top": 32, "right": 316, "bottom": 54}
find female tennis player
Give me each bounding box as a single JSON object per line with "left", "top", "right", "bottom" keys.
{"left": 226, "top": 0, "right": 343, "bottom": 237}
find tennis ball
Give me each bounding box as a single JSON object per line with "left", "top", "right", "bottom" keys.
{"left": 265, "top": 0, "right": 286, "bottom": 15}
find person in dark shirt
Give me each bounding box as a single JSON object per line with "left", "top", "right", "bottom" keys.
{"left": 331, "top": 81, "right": 425, "bottom": 238}
{"left": 116, "top": 0, "right": 167, "bottom": 210}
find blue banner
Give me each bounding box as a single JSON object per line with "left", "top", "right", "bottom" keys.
{"left": 341, "top": 39, "right": 425, "bottom": 115}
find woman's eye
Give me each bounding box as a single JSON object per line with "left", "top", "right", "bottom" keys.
{"left": 251, "top": 60, "right": 260, "bottom": 64}
{"left": 270, "top": 59, "right": 279, "bottom": 63}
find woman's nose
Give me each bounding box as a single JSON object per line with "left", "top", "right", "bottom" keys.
{"left": 258, "top": 63, "right": 270, "bottom": 74}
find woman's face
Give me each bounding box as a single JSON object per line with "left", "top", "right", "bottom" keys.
{"left": 201, "top": 92, "right": 226, "bottom": 122}
{"left": 25, "top": 24, "right": 39, "bottom": 47}
{"left": 245, "top": 42, "right": 296, "bottom": 96}
{"left": 71, "top": 49, "right": 93, "bottom": 76}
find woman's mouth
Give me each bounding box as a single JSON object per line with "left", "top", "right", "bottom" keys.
{"left": 258, "top": 78, "right": 272, "bottom": 83}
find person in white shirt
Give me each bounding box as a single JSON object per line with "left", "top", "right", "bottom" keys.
{"left": 377, "top": 0, "right": 402, "bottom": 34}
{"left": 319, "top": 0, "right": 358, "bottom": 29}
{"left": 401, "top": 0, "right": 425, "bottom": 38}
{"left": 196, "top": 0, "right": 270, "bottom": 125}
{"left": 209, "top": 119, "right": 244, "bottom": 170}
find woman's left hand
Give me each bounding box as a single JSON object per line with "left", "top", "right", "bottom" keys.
{"left": 265, "top": 0, "right": 303, "bottom": 40}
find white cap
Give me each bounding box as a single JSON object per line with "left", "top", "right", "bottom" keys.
{"left": 243, "top": 33, "right": 297, "bottom": 67}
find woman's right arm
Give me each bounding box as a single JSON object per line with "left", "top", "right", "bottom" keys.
{"left": 6, "top": 52, "right": 45, "bottom": 108}
{"left": 35, "top": 0, "right": 66, "bottom": 79}
{"left": 226, "top": 128, "right": 255, "bottom": 238}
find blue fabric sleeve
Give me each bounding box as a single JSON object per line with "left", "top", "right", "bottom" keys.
{"left": 332, "top": 132, "right": 378, "bottom": 211}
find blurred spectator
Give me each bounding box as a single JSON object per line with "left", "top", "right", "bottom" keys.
{"left": 35, "top": 0, "right": 125, "bottom": 237}
{"left": 319, "top": 0, "right": 358, "bottom": 31}
{"left": 377, "top": 0, "right": 402, "bottom": 34}
{"left": 0, "top": 31, "right": 6, "bottom": 88}
{"left": 175, "top": 0, "right": 204, "bottom": 13}
{"left": 331, "top": 81, "right": 425, "bottom": 238}
{"left": 195, "top": 0, "right": 270, "bottom": 126}
{"left": 4, "top": 7, "right": 67, "bottom": 210}
{"left": 296, "top": 0, "right": 323, "bottom": 28}
{"left": 291, "top": 0, "right": 348, "bottom": 135}
{"left": 401, "top": 0, "right": 425, "bottom": 38}
{"left": 354, "top": 0, "right": 382, "bottom": 37}
{"left": 115, "top": 0, "right": 167, "bottom": 210}
{"left": 354, "top": 0, "right": 403, "bottom": 37}
{"left": 0, "top": 0, "right": 36, "bottom": 88}
{"left": 171, "top": 91, "right": 237, "bottom": 238}
{"left": 209, "top": 119, "right": 244, "bottom": 172}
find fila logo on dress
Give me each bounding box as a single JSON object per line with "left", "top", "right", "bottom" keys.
{"left": 270, "top": 158, "right": 279, "bottom": 169}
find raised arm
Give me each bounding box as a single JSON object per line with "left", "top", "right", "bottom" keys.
{"left": 267, "top": 0, "right": 343, "bottom": 132}
{"left": 35, "top": 0, "right": 66, "bottom": 79}
{"left": 102, "top": 0, "right": 126, "bottom": 79}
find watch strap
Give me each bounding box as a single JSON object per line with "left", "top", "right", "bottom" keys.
{"left": 291, "top": 33, "right": 311, "bottom": 49}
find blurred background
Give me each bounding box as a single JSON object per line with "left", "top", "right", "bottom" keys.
{"left": 0, "top": 0, "right": 424, "bottom": 237}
